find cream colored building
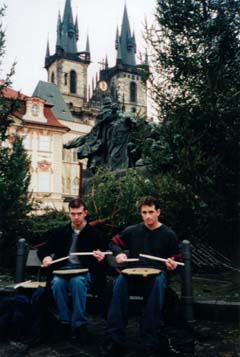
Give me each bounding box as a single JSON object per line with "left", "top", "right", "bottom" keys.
{"left": 5, "top": 87, "right": 69, "bottom": 211}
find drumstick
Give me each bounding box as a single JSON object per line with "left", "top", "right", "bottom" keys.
{"left": 70, "top": 251, "right": 113, "bottom": 256}
{"left": 124, "top": 258, "right": 139, "bottom": 262}
{"left": 139, "top": 254, "right": 184, "bottom": 266}
{"left": 14, "top": 280, "right": 32, "bottom": 289}
{"left": 41, "top": 255, "right": 70, "bottom": 267}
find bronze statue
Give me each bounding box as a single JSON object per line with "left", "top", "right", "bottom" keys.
{"left": 64, "top": 97, "right": 137, "bottom": 171}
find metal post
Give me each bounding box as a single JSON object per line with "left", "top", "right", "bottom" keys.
{"left": 181, "top": 240, "right": 194, "bottom": 323}
{"left": 79, "top": 161, "right": 83, "bottom": 197}
{"left": 15, "top": 238, "right": 28, "bottom": 283}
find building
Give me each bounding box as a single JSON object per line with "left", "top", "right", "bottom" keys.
{"left": 4, "top": 87, "right": 69, "bottom": 211}
{"left": 43, "top": 0, "right": 149, "bottom": 118}
{"left": 6, "top": 0, "right": 149, "bottom": 210}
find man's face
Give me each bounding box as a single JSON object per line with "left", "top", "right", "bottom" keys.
{"left": 141, "top": 204, "right": 160, "bottom": 229}
{"left": 68, "top": 206, "right": 88, "bottom": 229}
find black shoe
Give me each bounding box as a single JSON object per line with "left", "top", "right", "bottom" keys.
{"left": 51, "top": 322, "right": 70, "bottom": 344}
{"left": 71, "top": 325, "right": 92, "bottom": 345}
{"left": 99, "top": 339, "right": 125, "bottom": 356}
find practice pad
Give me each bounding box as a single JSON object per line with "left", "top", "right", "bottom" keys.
{"left": 121, "top": 267, "right": 161, "bottom": 277}
{"left": 16, "top": 281, "right": 46, "bottom": 289}
{"left": 53, "top": 268, "right": 89, "bottom": 275}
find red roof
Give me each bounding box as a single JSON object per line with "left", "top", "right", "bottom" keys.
{"left": 2, "top": 86, "right": 69, "bottom": 131}
{"left": 3, "top": 86, "right": 27, "bottom": 100}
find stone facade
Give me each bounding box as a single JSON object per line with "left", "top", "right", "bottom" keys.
{"left": 47, "top": 59, "right": 89, "bottom": 109}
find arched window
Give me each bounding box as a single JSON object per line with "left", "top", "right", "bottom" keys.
{"left": 64, "top": 73, "right": 68, "bottom": 85}
{"left": 73, "top": 177, "right": 79, "bottom": 195}
{"left": 70, "top": 70, "right": 77, "bottom": 94}
{"left": 51, "top": 72, "right": 55, "bottom": 83}
{"left": 130, "top": 81, "right": 137, "bottom": 102}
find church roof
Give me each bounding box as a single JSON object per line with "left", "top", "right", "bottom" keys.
{"left": 32, "top": 81, "right": 73, "bottom": 121}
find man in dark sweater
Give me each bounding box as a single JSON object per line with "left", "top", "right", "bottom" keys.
{"left": 37, "top": 198, "right": 107, "bottom": 342}
{"left": 102, "top": 196, "right": 179, "bottom": 356}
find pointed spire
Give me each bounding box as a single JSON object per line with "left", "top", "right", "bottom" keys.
{"left": 56, "top": 10, "right": 62, "bottom": 49}
{"left": 105, "top": 55, "right": 109, "bottom": 69}
{"left": 45, "top": 38, "right": 50, "bottom": 67}
{"left": 85, "top": 34, "right": 90, "bottom": 53}
{"left": 46, "top": 38, "right": 50, "bottom": 58}
{"left": 57, "top": 0, "right": 78, "bottom": 54}
{"left": 116, "top": 5, "right": 136, "bottom": 66}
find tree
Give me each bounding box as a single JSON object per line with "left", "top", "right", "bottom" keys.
{"left": 145, "top": 0, "right": 240, "bottom": 257}
{"left": 0, "top": 6, "right": 32, "bottom": 265}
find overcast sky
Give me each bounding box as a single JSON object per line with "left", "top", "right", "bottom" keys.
{"left": 1, "top": 0, "right": 156, "bottom": 96}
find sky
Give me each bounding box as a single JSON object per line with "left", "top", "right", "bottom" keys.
{"left": 1, "top": 0, "right": 156, "bottom": 96}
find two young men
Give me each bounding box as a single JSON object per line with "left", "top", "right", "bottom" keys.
{"left": 38, "top": 196, "right": 179, "bottom": 354}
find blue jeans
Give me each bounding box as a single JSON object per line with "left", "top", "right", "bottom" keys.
{"left": 107, "top": 271, "right": 167, "bottom": 346}
{"left": 51, "top": 272, "right": 91, "bottom": 327}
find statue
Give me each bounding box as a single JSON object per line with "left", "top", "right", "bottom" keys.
{"left": 64, "top": 97, "right": 137, "bottom": 171}
{"left": 64, "top": 97, "right": 114, "bottom": 169}
{"left": 108, "top": 112, "right": 136, "bottom": 170}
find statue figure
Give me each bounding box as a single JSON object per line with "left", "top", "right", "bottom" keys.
{"left": 64, "top": 97, "right": 114, "bottom": 169}
{"left": 108, "top": 112, "right": 136, "bottom": 170}
{"left": 64, "top": 97, "right": 137, "bottom": 171}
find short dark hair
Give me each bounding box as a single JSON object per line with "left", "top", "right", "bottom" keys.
{"left": 68, "top": 198, "right": 87, "bottom": 210}
{"left": 139, "top": 196, "right": 160, "bottom": 210}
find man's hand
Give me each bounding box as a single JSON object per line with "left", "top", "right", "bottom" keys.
{"left": 42, "top": 256, "right": 53, "bottom": 267}
{"left": 115, "top": 253, "right": 128, "bottom": 264}
{"left": 93, "top": 249, "right": 105, "bottom": 262}
{"left": 165, "top": 257, "right": 177, "bottom": 270}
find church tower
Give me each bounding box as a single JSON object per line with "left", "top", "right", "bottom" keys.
{"left": 45, "top": 0, "right": 90, "bottom": 110}
{"left": 98, "top": 5, "right": 149, "bottom": 115}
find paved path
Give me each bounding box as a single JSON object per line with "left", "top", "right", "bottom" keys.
{"left": 0, "top": 314, "right": 239, "bottom": 356}
{"left": 0, "top": 271, "right": 239, "bottom": 356}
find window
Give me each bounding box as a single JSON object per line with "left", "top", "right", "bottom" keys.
{"left": 73, "top": 177, "right": 79, "bottom": 195}
{"left": 73, "top": 149, "right": 78, "bottom": 162}
{"left": 130, "top": 81, "right": 137, "bottom": 102}
{"left": 22, "top": 134, "right": 31, "bottom": 150}
{"left": 31, "top": 104, "right": 40, "bottom": 116}
{"left": 64, "top": 73, "right": 68, "bottom": 85}
{"left": 38, "top": 171, "right": 50, "bottom": 192}
{"left": 39, "top": 135, "right": 50, "bottom": 151}
{"left": 70, "top": 70, "right": 77, "bottom": 93}
{"left": 51, "top": 72, "right": 55, "bottom": 83}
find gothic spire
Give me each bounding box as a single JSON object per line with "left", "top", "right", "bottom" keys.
{"left": 115, "top": 5, "right": 136, "bottom": 66}
{"left": 45, "top": 38, "right": 50, "bottom": 67}
{"left": 56, "top": 0, "right": 78, "bottom": 54}
{"left": 85, "top": 34, "right": 90, "bottom": 54}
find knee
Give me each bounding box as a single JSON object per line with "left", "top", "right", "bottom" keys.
{"left": 113, "top": 275, "right": 128, "bottom": 292}
{"left": 70, "top": 276, "right": 88, "bottom": 290}
{"left": 155, "top": 272, "right": 167, "bottom": 289}
{"left": 51, "top": 276, "right": 66, "bottom": 291}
